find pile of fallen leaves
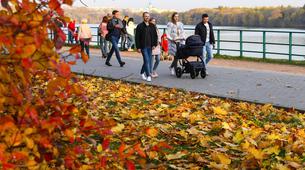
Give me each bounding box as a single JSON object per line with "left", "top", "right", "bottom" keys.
{"left": 73, "top": 76, "right": 305, "bottom": 169}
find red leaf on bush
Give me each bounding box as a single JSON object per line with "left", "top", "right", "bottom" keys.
{"left": 21, "top": 58, "right": 33, "bottom": 69}
{"left": 26, "top": 107, "right": 39, "bottom": 124}
{"left": 125, "top": 160, "right": 135, "bottom": 170}
{"left": 57, "top": 62, "right": 71, "bottom": 77}
{"left": 64, "top": 156, "right": 74, "bottom": 169}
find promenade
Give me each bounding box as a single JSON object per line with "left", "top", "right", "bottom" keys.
{"left": 70, "top": 51, "right": 305, "bottom": 111}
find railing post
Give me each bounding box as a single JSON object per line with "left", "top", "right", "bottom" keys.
{"left": 239, "top": 30, "right": 243, "bottom": 57}
{"left": 263, "top": 31, "right": 266, "bottom": 59}
{"left": 289, "top": 32, "right": 292, "bottom": 62}
{"left": 217, "top": 29, "right": 220, "bottom": 55}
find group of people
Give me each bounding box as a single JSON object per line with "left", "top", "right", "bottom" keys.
{"left": 73, "top": 10, "right": 216, "bottom": 82}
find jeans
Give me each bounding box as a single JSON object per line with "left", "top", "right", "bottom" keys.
{"left": 127, "top": 34, "right": 135, "bottom": 49}
{"left": 121, "top": 34, "right": 127, "bottom": 50}
{"left": 68, "top": 31, "right": 74, "bottom": 44}
{"left": 106, "top": 36, "right": 123, "bottom": 64}
{"left": 80, "top": 40, "right": 90, "bottom": 56}
{"left": 151, "top": 54, "right": 160, "bottom": 73}
{"left": 203, "top": 41, "right": 213, "bottom": 65}
{"left": 140, "top": 48, "right": 152, "bottom": 77}
{"left": 100, "top": 36, "right": 109, "bottom": 56}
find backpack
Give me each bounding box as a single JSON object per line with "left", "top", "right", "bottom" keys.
{"left": 186, "top": 35, "right": 204, "bottom": 47}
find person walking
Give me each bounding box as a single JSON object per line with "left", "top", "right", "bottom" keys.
{"left": 98, "top": 16, "right": 109, "bottom": 58}
{"left": 135, "top": 12, "right": 158, "bottom": 82}
{"left": 120, "top": 16, "right": 129, "bottom": 51}
{"left": 149, "top": 18, "right": 161, "bottom": 78}
{"left": 105, "top": 10, "right": 126, "bottom": 67}
{"left": 126, "top": 18, "right": 136, "bottom": 51}
{"left": 167, "top": 12, "right": 186, "bottom": 75}
{"left": 68, "top": 19, "right": 76, "bottom": 44}
{"left": 195, "top": 13, "right": 215, "bottom": 75}
{"left": 78, "top": 19, "right": 92, "bottom": 57}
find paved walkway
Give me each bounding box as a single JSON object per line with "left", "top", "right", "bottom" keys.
{"left": 71, "top": 55, "right": 305, "bottom": 111}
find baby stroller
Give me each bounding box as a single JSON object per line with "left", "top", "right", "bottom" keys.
{"left": 175, "top": 35, "right": 206, "bottom": 79}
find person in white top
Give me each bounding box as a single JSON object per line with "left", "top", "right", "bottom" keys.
{"left": 78, "top": 19, "right": 92, "bottom": 57}
{"left": 126, "top": 18, "right": 136, "bottom": 51}
{"left": 167, "top": 12, "right": 186, "bottom": 75}
{"left": 195, "top": 14, "right": 216, "bottom": 75}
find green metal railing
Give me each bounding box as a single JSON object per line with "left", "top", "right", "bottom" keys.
{"left": 51, "top": 26, "right": 305, "bottom": 61}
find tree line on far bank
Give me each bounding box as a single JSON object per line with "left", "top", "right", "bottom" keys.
{"left": 64, "top": 5, "right": 305, "bottom": 28}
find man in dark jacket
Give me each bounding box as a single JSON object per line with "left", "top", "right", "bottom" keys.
{"left": 195, "top": 14, "right": 215, "bottom": 72}
{"left": 135, "top": 12, "right": 158, "bottom": 82}
{"left": 105, "top": 10, "right": 125, "bottom": 67}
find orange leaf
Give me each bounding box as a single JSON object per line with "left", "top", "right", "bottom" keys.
{"left": 69, "top": 45, "right": 81, "bottom": 54}
{"left": 49, "top": 0, "right": 60, "bottom": 10}
{"left": 57, "top": 62, "right": 71, "bottom": 77}
{"left": 81, "top": 51, "right": 89, "bottom": 64}
{"left": 119, "top": 143, "right": 126, "bottom": 158}
{"left": 134, "top": 143, "right": 146, "bottom": 158}
{"left": 63, "top": 0, "right": 73, "bottom": 5}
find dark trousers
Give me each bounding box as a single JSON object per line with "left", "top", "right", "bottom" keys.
{"left": 80, "top": 40, "right": 90, "bottom": 56}
{"left": 140, "top": 47, "right": 152, "bottom": 77}
{"left": 106, "top": 36, "right": 123, "bottom": 64}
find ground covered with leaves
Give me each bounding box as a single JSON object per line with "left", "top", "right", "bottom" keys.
{"left": 72, "top": 76, "right": 305, "bottom": 169}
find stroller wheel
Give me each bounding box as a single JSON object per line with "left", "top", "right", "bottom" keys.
{"left": 195, "top": 69, "right": 200, "bottom": 77}
{"left": 200, "top": 68, "right": 207, "bottom": 79}
{"left": 175, "top": 67, "right": 182, "bottom": 78}
{"left": 190, "top": 69, "right": 196, "bottom": 79}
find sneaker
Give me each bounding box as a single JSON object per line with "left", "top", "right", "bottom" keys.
{"left": 127, "top": 48, "right": 133, "bottom": 52}
{"left": 169, "top": 67, "right": 175, "bottom": 76}
{"left": 141, "top": 74, "right": 147, "bottom": 80}
{"left": 120, "top": 62, "right": 125, "bottom": 67}
{"left": 146, "top": 76, "right": 152, "bottom": 82}
{"left": 105, "top": 62, "right": 112, "bottom": 66}
{"left": 206, "top": 71, "right": 209, "bottom": 76}
{"left": 154, "top": 72, "right": 159, "bottom": 77}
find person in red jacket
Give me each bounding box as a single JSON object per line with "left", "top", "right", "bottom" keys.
{"left": 161, "top": 32, "right": 169, "bottom": 60}
{"left": 68, "top": 19, "right": 76, "bottom": 44}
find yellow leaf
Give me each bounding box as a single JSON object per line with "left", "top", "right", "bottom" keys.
{"left": 216, "top": 153, "right": 231, "bottom": 165}
{"left": 209, "top": 162, "right": 225, "bottom": 169}
{"left": 24, "top": 128, "right": 34, "bottom": 135}
{"left": 80, "top": 165, "right": 92, "bottom": 170}
{"left": 25, "top": 137, "right": 35, "bottom": 149}
{"left": 241, "top": 140, "right": 250, "bottom": 150}
{"left": 111, "top": 124, "right": 125, "bottom": 133}
{"left": 97, "top": 144, "right": 103, "bottom": 153}
{"left": 182, "top": 112, "right": 190, "bottom": 118}
{"left": 222, "top": 122, "right": 232, "bottom": 130}
{"left": 165, "top": 151, "right": 188, "bottom": 160}
{"left": 266, "top": 133, "right": 281, "bottom": 140}
{"left": 263, "top": 145, "right": 280, "bottom": 155}
{"left": 248, "top": 147, "right": 264, "bottom": 160}
{"left": 233, "top": 130, "right": 244, "bottom": 143}
{"left": 276, "top": 164, "right": 290, "bottom": 170}
{"left": 213, "top": 107, "right": 228, "bottom": 115}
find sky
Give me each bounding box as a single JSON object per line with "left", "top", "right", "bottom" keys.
{"left": 73, "top": 0, "right": 305, "bottom": 11}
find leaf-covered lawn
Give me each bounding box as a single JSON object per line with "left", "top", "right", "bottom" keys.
{"left": 74, "top": 76, "right": 305, "bottom": 169}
